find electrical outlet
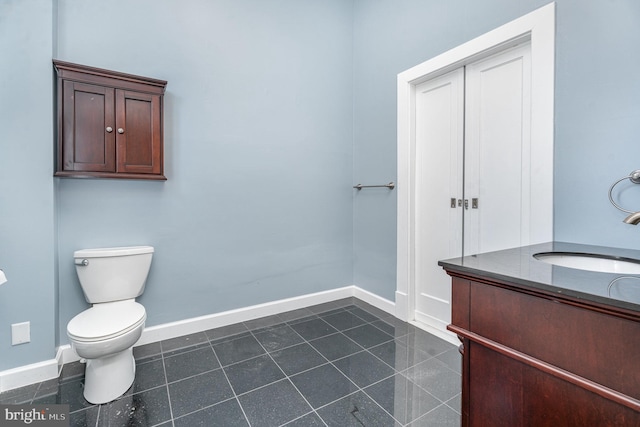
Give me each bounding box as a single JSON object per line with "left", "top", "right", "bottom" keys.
{"left": 11, "top": 322, "right": 30, "bottom": 345}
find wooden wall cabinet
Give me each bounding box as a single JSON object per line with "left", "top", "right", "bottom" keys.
{"left": 54, "top": 60, "right": 167, "bottom": 180}
{"left": 446, "top": 273, "right": 640, "bottom": 426}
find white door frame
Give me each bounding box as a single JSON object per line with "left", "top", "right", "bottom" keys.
{"left": 395, "top": 3, "right": 555, "bottom": 342}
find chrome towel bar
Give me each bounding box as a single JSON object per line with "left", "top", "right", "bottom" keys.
{"left": 353, "top": 182, "right": 395, "bottom": 190}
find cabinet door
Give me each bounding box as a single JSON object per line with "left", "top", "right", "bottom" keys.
{"left": 61, "top": 81, "right": 115, "bottom": 172}
{"left": 115, "top": 90, "right": 162, "bottom": 175}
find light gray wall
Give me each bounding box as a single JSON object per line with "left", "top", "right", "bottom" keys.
{"left": 352, "top": 0, "right": 640, "bottom": 299}
{"left": 2, "top": 0, "right": 640, "bottom": 372}
{"left": 55, "top": 0, "right": 355, "bottom": 342}
{"left": 0, "top": 0, "right": 57, "bottom": 370}
{"left": 553, "top": 0, "right": 640, "bottom": 245}
{"left": 1, "top": 0, "right": 354, "bottom": 370}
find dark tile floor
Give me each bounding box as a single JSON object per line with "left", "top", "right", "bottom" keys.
{"left": 0, "top": 298, "right": 461, "bottom": 426}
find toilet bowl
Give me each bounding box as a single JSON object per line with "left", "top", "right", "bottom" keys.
{"left": 68, "top": 300, "right": 146, "bottom": 403}
{"left": 66, "top": 246, "right": 153, "bottom": 404}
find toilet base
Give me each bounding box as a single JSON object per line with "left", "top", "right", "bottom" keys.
{"left": 83, "top": 348, "right": 136, "bottom": 404}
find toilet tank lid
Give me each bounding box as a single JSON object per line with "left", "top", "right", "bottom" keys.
{"left": 74, "top": 246, "right": 154, "bottom": 258}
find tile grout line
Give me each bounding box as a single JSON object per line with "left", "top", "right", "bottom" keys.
{"left": 159, "top": 344, "right": 177, "bottom": 426}
{"left": 208, "top": 338, "right": 253, "bottom": 427}
{"left": 444, "top": 393, "right": 462, "bottom": 415}
{"left": 170, "top": 396, "right": 239, "bottom": 424}
{"left": 265, "top": 306, "right": 397, "bottom": 418}
{"left": 399, "top": 361, "right": 462, "bottom": 413}
{"left": 358, "top": 384, "right": 405, "bottom": 426}
{"left": 234, "top": 304, "right": 385, "bottom": 425}
{"left": 296, "top": 306, "right": 424, "bottom": 426}
{"left": 277, "top": 309, "right": 392, "bottom": 424}
{"left": 246, "top": 322, "right": 328, "bottom": 426}
{"left": 94, "top": 405, "right": 101, "bottom": 427}
{"left": 411, "top": 402, "right": 456, "bottom": 426}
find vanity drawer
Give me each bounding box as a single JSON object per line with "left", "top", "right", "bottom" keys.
{"left": 466, "top": 279, "right": 640, "bottom": 399}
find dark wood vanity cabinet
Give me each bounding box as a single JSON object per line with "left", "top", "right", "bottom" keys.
{"left": 54, "top": 60, "right": 167, "bottom": 180}
{"left": 446, "top": 272, "right": 640, "bottom": 426}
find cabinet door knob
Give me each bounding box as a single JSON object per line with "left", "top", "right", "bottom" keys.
{"left": 117, "top": 128, "right": 124, "bottom": 134}
{"left": 106, "top": 126, "right": 113, "bottom": 133}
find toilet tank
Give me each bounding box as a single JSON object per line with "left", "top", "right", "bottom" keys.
{"left": 74, "top": 246, "right": 154, "bottom": 304}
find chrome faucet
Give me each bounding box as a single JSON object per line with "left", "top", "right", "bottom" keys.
{"left": 623, "top": 211, "right": 640, "bottom": 225}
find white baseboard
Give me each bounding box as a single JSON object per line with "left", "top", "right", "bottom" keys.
{"left": 1, "top": 285, "right": 397, "bottom": 392}
{"left": 135, "top": 285, "right": 358, "bottom": 346}
{"left": 0, "top": 353, "right": 61, "bottom": 393}
{"left": 353, "top": 287, "right": 395, "bottom": 316}
{"left": 394, "top": 290, "right": 409, "bottom": 321}
{"left": 413, "top": 310, "right": 459, "bottom": 346}
{"left": 410, "top": 320, "right": 459, "bottom": 346}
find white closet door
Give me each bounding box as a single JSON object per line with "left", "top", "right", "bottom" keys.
{"left": 413, "top": 68, "right": 464, "bottom": 328}
{"left": 463, "top": 43, "right": 532, "bottom": 256}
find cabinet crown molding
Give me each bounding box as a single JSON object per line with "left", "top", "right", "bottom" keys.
{"left": 53, "top": 60, "right": 167, "bottom": 94}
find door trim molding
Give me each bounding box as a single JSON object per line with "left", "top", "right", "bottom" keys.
{"left": 396, "top": 3, "right": 555, "bottom": 326}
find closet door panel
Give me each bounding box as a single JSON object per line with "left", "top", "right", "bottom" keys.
{"left": 463, "top": 43, "right": 532, "bottom": 256}
{"left": 414, "top": 68, "right": 464, "bottom": 327}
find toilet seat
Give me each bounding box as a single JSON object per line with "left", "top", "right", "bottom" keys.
{"left": 68, "top": 301, "right": 146, "bottom": 342}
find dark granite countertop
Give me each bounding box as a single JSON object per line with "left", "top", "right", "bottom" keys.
{"left": 438, "top": 241, "right": 640, "bottom": 314}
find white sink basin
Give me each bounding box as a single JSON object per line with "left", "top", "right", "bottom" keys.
{"left": 533, "top": 252, "right": 640, "bottom": 274}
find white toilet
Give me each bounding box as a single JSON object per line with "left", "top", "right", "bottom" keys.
{"left": 66, "top": 246, "right": 154, "bottom": 404}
